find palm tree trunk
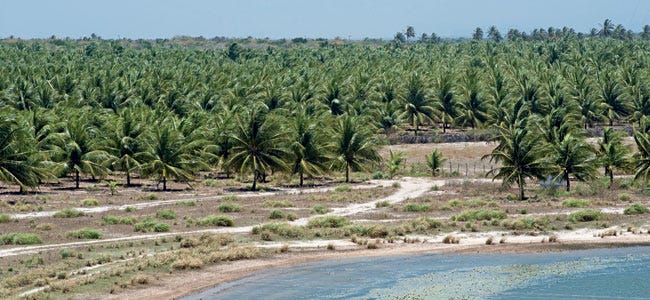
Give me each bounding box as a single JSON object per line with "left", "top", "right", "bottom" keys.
{"left": 609, "top": 169, "right": 614, "bottom": 189}
{"left": 126, "top": 171, "right": 131, "bottom": 186}
{"left": 443, "top": 121, "right": 447, "bottom": 133}
{"left": 162, "top": 176, "right": 167, "bottom": 191}
{"left": 565, "top": 171, "right": 570, "bottom": 192}
{"left": 414, "top": 119, "right": 419, "bottom": 137}
{"left": 252, "top": 171, "right": 258, "bottom": 191}
{"left": 518, "top": 174, "right": 525, "bottom": 200}
{"left": 75, "top": 169, "right": 80, "bottom": 189}
{"left": 345, "top": 163, "right": 350, "bottom": 183}
{"left": 299, "top": 170, "right": 304, "bottom": 188}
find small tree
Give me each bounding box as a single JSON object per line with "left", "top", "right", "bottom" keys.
{"left": 426, "top": 149, "right": 445, "bottom": 177}
{"left": 387, "top": 150, "right": 405, "bottom": 179}
{"left": 598, "top": 128, "right": 631, "bottom": 188}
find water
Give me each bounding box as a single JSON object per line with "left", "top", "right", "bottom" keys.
{"left": 185, "top": 246, "right": 650, "bottom": 299}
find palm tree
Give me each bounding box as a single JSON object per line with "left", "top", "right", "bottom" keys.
{"left": 633, "top": 117, "right": 650, "bottom": 181}
{"left": 472, "top": 27, "right": 484, "bottom": 40}
{"left": 405, "top": 26, "right": 415, "bottom": 41}
{"left": 399, "top": 74, "right": 434, "bottom": 136}
{"left": 598, "top": 127, "right": 631, "bottom": 188}
{"left": 433, "top": 72, "right": 458, "bottom": 133}
{"left": 56, "top": 114, "right": 111, "bottom": 189}
{"left": 139, "top": 119, "right": 206, "bottom": 191}
{"left": 227, "top": 104, "right": 290, "bottom": 191}
{"left": 599, "top": 73, "right": 630, "bottom": 127}
{"left": 103, "top": 107, "right": 148, "bottom": 186}
{"left": 484, "top": 118, "right": 549, "bottom": 200}
{"left": 552, "top": 134, "right": 599, "bottom": 192}
{"left": 387, "top": 149, "right": 405, "bottom": 179}
{"left": 332, "top": 114, "right": 381, "bottom": 183}
{"left": 599, "top": 19, "right": 614, "bottom": 37}
{"left": 487, "top": 26, "right": 502, "bottom": 42}
{"left": 0, "top": 114, "right": 51, "bottom": 192}
{"left": 289, "top": 111, "right": 329, "bottom": 187}
{"left": 457, "top": 69, "right": 488, "bottom": 129}
{"left": 426, "top": 149, "right": 445, "bottom": 177}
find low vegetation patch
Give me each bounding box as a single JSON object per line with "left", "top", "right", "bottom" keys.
{"left": 375, "top": 200, "right": 390, "bottom": 208}
{"left": 134, "top": 218, "right": 170, "bottom": 232}
{"left": 252, "top": 222, "right": 306, "bottom": 239}
{"left": 66, "top": 228, "right": 102, "bottom": 239}
{"left": 311, "top": 204, "right": 329, "bottom": 214}
{"left": 81, "top": 198, "right": 100, "bottom": 206}
{"left": 35, "top": 223, "right": 54, "bottom": 231}
{"left": 176, "top": 200, "right": 196, "bottom": 206}
{"left": 334, "top": 185, "right": 352, "bottom": 192}
{"left": 403, "top": 203, "right": 431, "bottom": 212}
{"left": 307, "top": 216, "right": 349, "bottom": 228}
{"left": 501, "top": 217, "right": 550, "bottom": 231}
{"left": 218, "top": 202, "right": 241, "bottom": 212}
{"left": 624, "top": 203, "right": 650, "bottom": 215}
{"left": 562, "top": 199, "right": 590, "bottom": 208}
{"left": 197, "top": 215, "right": 234, "bottom": 227}
{"left": 452, "top": 209, "right": 507, "bottom": 222}
{"left": 102, "top": 215, "right": 138, "bottom": 225}
{"left": 53, "top": 208, "right": 85, "bottom": 218}
{"left": 156, "top": 209, "right": 177, "bottom": 220}
{"left": 269, "top": 209, "right": 286, "bottom": 219}
{"left": 0, "top": 214, "right": 11, "bottom": 223}
{"left": 568, "top": 209, "right": 602, "bottom": 222}
{"left": 262, "top": 200, "right": 295, "bottom": 208}
{"left": 0, "top": 233, "right": 42, "bottom": 245}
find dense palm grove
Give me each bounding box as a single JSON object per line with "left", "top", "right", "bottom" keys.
{"left": 3, "top": 23, "right": 650, "bottom": 197}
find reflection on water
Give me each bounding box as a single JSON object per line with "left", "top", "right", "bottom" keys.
{"left": 184, "top": 246, "right": 650, "bottom": 300}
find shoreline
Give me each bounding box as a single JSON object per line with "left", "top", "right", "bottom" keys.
{"left": 118, "top": 233, "right": 650, "bottom": 300}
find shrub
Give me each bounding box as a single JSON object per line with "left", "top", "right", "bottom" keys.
{"left": 501, "top": 217, "right": 549, "bottom": 231}
{"left": 286, "top": 213, "right": 298, "bottom": 221}
{"left": 60, "top": 249, "right": 80, "bottom": 259}
{"left": 618, "top": 193, "right": 632, "bottom": 201}
{"left": 562, "top": 199, "right": 590, "bottom": 208}
{"left": 307, "top": 216, "right": 349, "bottom": 228}
{"left": 375, "top": 201, "right": 390, "bottom": 208}
{"left": 311, "top": 205, "right": 329, "bottom": 214}
{"left": 81, "top": 198, "right": 100, "bottom": 206}
{"left": 269, "top": 210, "right": 286, "bottom": 219}
{"left": 442, "top": 234, "right": 460, "bottom": 244}
{"left": 197, "top": 215, "right": 234, "bottom": 227}
{"left": 403, "top": 203, "right": 431, "bottom": 212}
{"left": 53, "top": 208, "right": 84, "bottom": 218}
{"left": 124, "top": 206, "right": 137, "bottom": 212}
{"left": 252, "top": 222, "right": 305, "bottom": 238}
{"left": 172, "top": 257, "right": 204, "bottom": 270}
{"left": 156, "top": 209, "right": 176, "bottom": 220}
{"left": 372, "top": 171, "right": 385, "bottom": 179}
{"left": 0, "top": 233, "right": 42, "bottom": 245}
{"left": 66, "top": 228, "right": 102, "bottom": 239}
{"left": 452, "top": 209, "right": 506, "bottom": 222}
{"left": 134, "top": 218, "right": 170, "bottom": 232}
{"left": 0, "top": 214, "right": 11, "bottom": 223}
{"left": 262, "top": 200, "right": 295, "bottom": 208}
{"left": 568, "top": 210, "right": 602, "bottom": 222}
{"left": 203, "top": 179, "right": 218, "bottom": 187}
{"left": 176, "top": 200, "right": 196, "bottom": 206}
{"left": 334, "top": 185, "right": 352, "bottom": 193}
{"left": 35, "top": 223, "right": 54, "bottom": 231}
{"left": 407, "top": 217, "right": 443, "bottom": 232}
{"left": 218, "top": 202, "right": 241, "bottom": 213}
{"left": 102, "top": 215, "right": 137, "bottom": 225}
{"left": 145, "top": 193, "right": 158, "bottom": 200}
{"left": 624, "top": 203, "right": 650, "bottom": 215}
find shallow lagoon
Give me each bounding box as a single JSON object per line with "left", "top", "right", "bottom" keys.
{"left": 186, "top": 246, "right": 650, "bottom": 300}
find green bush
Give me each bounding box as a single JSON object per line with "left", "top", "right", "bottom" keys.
{"left": 501, "top": 217, "right": 549, "bottom": 230}
{"left": 618, "top": 193, "right": 632, "bottom": 201}
{"left": 134, "top": 218, "right": 170, "bottom": 232}
{"left": 372, "top": 171, "right": 385, "bottom": 179}
{"left": 0, "top": 233, "right": 42, "bottom": 245}
{"left": 53, "top": 208, "right": 84, "bottom": 218}
{"left": 452, "top": 209, "right": 507, "bottom": 222}
{"left": 307, "top": 216, "right": 349, "bottom": 228}
{"left": 156, "top": 209, "right": 177, "bottom": 220}
{"left": 624, "top": 203, "right": 650, "bottom": 215}
{"left": 262, "top": 200, "right": 295, "bottom": 208}
{"left": 269, "top": 209, "right": 286, "bottom": 219}
{"left": 81, "top": 198, "right": 100, "bottom": 206}
{"left": 124, "top": 206, "right": 137, "bottom": 212}
{"left": 197, "top": 215, "right": 234, "bottom": 227}
{"left": 403, "top": 203, "right": 431, "bottom": 212}
{"left": 334, "top": 185, "right": 352, "bottom": 193}
{"left": 568, "top": 210, "right": 602, "bottom": 222}
{"left": 102, "top": 215, "right": 137, "bottom": 225}
{"left": 145, "top": 193, "right": 158, "bottom": 200}
{"left": 176, "top": 200, "right": 196, "bottom": 206}
{"left": 0, "top": 214, "right": 11, "bottom": 223}
{"left": 311, "top": 205, "right": 329, "bottom": 214}
{"left": 218, "top": 202, "right": 241, "bottom": 213}
{"left": 66, "top": 228, "right": 102, "bottom": 239}
{"left": 562, "top": 199, "right": 590, "bottom": 208}
{"left": 252, "top": 222, "right": 305, "bottom": 238}
{"left": 375, "top": 201, "right": 390, "bottom": 208}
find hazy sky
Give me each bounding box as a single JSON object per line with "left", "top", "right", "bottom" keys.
{"left": 2, "top": 0, "right": 650, "bottom": 39}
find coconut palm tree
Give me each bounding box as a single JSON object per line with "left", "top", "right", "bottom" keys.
{"left": 426, "top": 149, "right": 445, "bottom": 177}
{"left": 227, "top": 104, "right": 290, "bottom": 191}
{"left": 399, "top": 74, "right": 434, "bottom": 136}
{"left": 289, "top": 111, "right": 330, "bottom": 187}
{"left": 598, "top": 73, "right": 630, "bottom": 127}
{"left": 103, "top": 107, "right": 149, "bottom": 186}
{"left": 598, "top": 127, "right": 631, "bottom": 188}
{"left": 433, "top": 72, "right": 458, "bottom": 133}
{"left": 551, "top": 134, "right": 599, "bottom": 192}
{"left": 332, "top": 114, "right": 381, "bottom": 183}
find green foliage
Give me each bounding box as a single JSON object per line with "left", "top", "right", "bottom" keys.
{"left": 307, "top": 216, "right": 349, "bottom": 228}
{"left": 176, "top": 200, "right": 196, "bottom": 206}
{"left": 311, "top": 204, "right": 330, "bottom": 214}
{"left": 197, "top": 215, "right": 235, "bottom": 227}
{"left": 66, "top": 228, "right": 102, "bottom": 239}
{"left": 562, "top": 199, "right": 590, "bottom": 208}
{"left": 624, "top": 203, "right": 649, "bottom": 215}
{"left": 53, "top": 208, "right": 84, "bottom": 218}
{"left": 156, "top": 209, "right": 177, "bottom": 220}
{"left": 375, "top": 200, "right": 390, "bottom": 208}
{"left": 0, "top": 214, "right": 11, "bottom": 223}
{"left": 81, "top": 198, "right": 100, "bottom": 206}
{"left": 334, "top": 185, "right": 352, "bottom": 193}
{"left": 218, "top": 202, "right": 241, "bottom": 212}
{"left": 134, "top": 218, "right": 170, "bottom": 232}
{"left": 102, "top": 215, "right": 138, "bottom": 225}
{"left": 425, "top": 149, "right": 445, "bottom": 177}
{"left": 568, "top": 209, "right": 603, "bottom": 222}
{"left": 387, "top": 150, "right": 405, "bottom": 179}
{"left": 262, "top": 200, "right": 295, "bottom": 208}
{"left": 269, "top": 209, "right": 286, "bottom": 219}
{"left": 452, "top": 209, "right": 507, "bottom": 221}
{"left": 403, "top": 203, "right": 431, "bottom": 212}
{"left": 0, "top": 233, "right": 42, "bottom": 245}
{"left": 332, "top": 114, "right": 381, "bottom": 183}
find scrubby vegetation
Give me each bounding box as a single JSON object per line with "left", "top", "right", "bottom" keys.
{"left": 568, "top": 210, "right": 603, "bottom": 222}
{"left": 624, "top": 203, "right": 650, "bottom": 215}
{"left": 134, "top": 218, "right": 171, "bottom": 232}
{"left": 66, "top": 228, "right": 102, "bottom": 239}
{"left": 0, "top": 233, "right": 42, "bottom": 245}
{"left": 197, "top": 215, "right": 235, "bottom": 227}
{"left": 53, "top": 209, "right": 84, "bottom": 218}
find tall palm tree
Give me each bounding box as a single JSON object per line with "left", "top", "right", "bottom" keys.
{"left": 103, "top": 107, "right": 148, "bottom": 186}
{"left": 552, "top": 134, "right": 598, "bottom": 192}
{"left": 227, "top": 104, "right": 290, "bottom": 191}
{"left": 433, "top": 72, "right": 458, "bottom": 133}
{"left": 289, "top": 111, "right": 330, "bottom": 187}
{"left": 332, "top": 114, "right": 381, "bottom": 183}
{"left": 633, "top": 117, "right": 650, "bottom": 181}
{"left": 399, "top": 74, "right": 434, "bottom": 136}
{"left": 598, "top": 127, "right": 631, "bottom": 188}
{"left": 599, "top": 73, "right": 630, "bottom": 127}
{"left": 457, "top": 69, "right": 488, "bottom": 129}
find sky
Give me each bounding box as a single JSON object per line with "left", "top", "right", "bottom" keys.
{"left": 2, "top": 0, "right": 650, "bottom": 40}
